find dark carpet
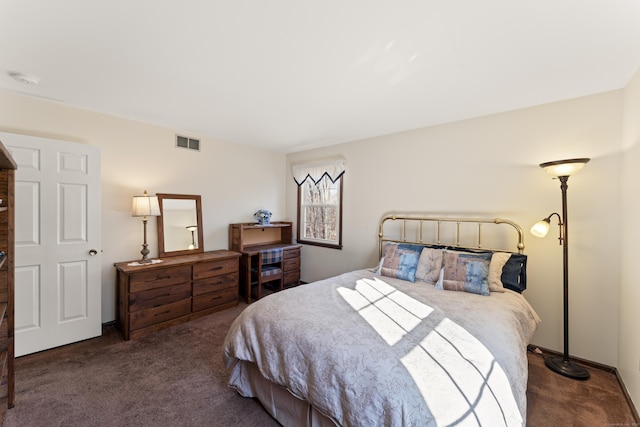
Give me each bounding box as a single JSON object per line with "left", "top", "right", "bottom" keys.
{"left": 526, "top": 349, "right": 637, "bottom": 426}
{"left": 6, "top": 303, "right": 277, "bottom": 427}
{"left": 4, "top": 302, "right": 637, "bottom": 426}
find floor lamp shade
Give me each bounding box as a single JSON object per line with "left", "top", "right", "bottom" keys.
{"left": 540, "top": 158, "right": 590, "bottom": 177}
{"left": 132, "top": 191, "right": 161, "bottom": 262}
{"left": 533, "top": 158, "right": 590, "bottom": 380}
{"left": 530, "top": 217, "right": 551, "bottom": 238}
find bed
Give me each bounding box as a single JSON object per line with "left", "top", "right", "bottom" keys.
{"left": 223, "top": 215, "right": 541, "bottom": 426}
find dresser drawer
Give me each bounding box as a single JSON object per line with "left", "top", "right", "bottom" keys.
{"left": 129, "top": 298, "right": 191, "bottom": 330}
{"left": 192, "top": 273, "right": 237, "bottom": 296}
{"left": 129, "top": 282, "right": 191, "bottom": 312}
{"left": 283, "top": 247, "right": 300, "bottom": 259}
{"left": 193, "top": 258, "right": 237, "bottom": 280}
{"left": 129, "top": 265, "right": 191, "bottom": 293}
{"left": 192, "top": 288, "right": 237, "bottom": 312}
{"left": 283, "top": 256, "right": 300, "bottom": 272}
{"left": 284, "top": 271, "right": 300, "bottom": 285}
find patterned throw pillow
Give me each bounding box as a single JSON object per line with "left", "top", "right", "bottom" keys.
{"left": 441, "top": 250, "right": 492, "bottom": 296}
{"left": 380, "top": 243, "right": 423, "bottom": 282}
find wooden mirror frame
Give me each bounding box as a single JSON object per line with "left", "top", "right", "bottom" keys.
{"left": 156, "top": 193, "right": 204, "bottom": 257}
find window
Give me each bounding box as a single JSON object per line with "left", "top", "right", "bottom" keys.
{"left": 292, "top": 158, "right": 345, "bottom": 249}
{"left": 297, "top": 175, "right": 343, "bottom": 249}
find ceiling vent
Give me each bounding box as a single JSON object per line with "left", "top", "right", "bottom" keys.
{"left": 176, "top": 135, "right": 200, "bottom": 151}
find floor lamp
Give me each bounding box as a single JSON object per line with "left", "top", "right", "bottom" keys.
{"left": 530, "top": 158, "right": 590, "bottom": 380}
{"left": 132, "top": 190, "right": 161, "bottom": 263}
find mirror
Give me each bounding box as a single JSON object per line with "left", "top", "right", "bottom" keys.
{"left": 156, "top": 193, "right": 204, "bottom": 257}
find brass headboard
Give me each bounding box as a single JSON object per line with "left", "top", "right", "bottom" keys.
{"left": 378, "top": 215, "right": 525, "bottom": 257}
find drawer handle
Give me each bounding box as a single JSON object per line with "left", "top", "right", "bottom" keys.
{"left": 211, "top": 295, "right": 222, "bottom": 301}
{"left": 158, "top": 275, "right": 172, "bottom": 280}
{"left": 156, "top": 310, "right": 171, "bottom": 317}
{"left": 209, "top": 266, "right": 223, "bottom": 272}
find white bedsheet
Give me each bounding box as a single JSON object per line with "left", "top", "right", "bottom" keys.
{"left": 224, "top": 269, "right": 540, "bottom": 427}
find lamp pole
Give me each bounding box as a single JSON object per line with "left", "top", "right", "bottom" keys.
{"left": 544, "top": 175, "right": 590, "bottom": 380}
{"left": 560, "top": 176, "right": 570, "bottom": 362}
{"left": 140, "top": 216, "right": 150, "bottom": 261}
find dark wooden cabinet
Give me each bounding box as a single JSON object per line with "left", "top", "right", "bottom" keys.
{"left": 229, "top": 222, "right": 302, "bottom": 302}
{"left": 283, "top": 246, "right": 301, "bottom": 287}
{"left": 115, "top": 250, "right": 240, "bottom": 340}
{"left": 0, "top": 141, "right": 16, "bottom": 421}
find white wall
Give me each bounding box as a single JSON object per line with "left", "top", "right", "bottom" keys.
{"left": 287, "top": 91, "right": 624, "bottom": 367}
{"left": 0, "top": 90, "right": 286, "bottom": 323}
{"left": 619, "top": 69, "right": 640, "bottom": 408}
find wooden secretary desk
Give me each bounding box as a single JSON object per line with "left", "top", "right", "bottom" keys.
{"left": 229, "top": 222, "right": 301, "bottom": 303}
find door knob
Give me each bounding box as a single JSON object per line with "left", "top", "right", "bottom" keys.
{"left": 89, "top": 249, "right": 98, "bottom": 256}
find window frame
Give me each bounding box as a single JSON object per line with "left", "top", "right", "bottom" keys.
{"left": 296, "top": 176, "right": 343, "bottom": 250}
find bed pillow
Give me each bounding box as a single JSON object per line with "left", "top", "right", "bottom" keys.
{"left": 443, "top": 246, "right": 528, "bottom": 294}
{"left": 488, "top": 252, "right": 511, "bottom": 292}
{"left": 501, "top": 253, "right": 527, "bottom": 293}
{"left": 487, "top": 252, "right": 528, "bottom": 293}
{"left": 370, "top": 256, "right": 384, "bottom": 274}
{"left": 415, "top": 247, "right": 444, "bottom": 285}
{"left": 380, "top": 243, "right": 423, "bottom": 282}
{"left": 441, "top": 250, "right": 492, "bottom": 296}
{"left": 434, "top": 267, "right": 445, "bottom": 290}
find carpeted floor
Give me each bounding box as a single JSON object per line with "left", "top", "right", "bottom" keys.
{"left": 5, "top": 303, "right": 277, "bottom": 427}
{"left": 526, "top": 348, "right": 638, "bottom": 426}
{"left": 4, "top": 302, "right": 638, "bottom": 426}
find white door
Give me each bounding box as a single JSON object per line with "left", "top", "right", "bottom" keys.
{"left": 0, "top": 132, "right": 102, "bottom": 356}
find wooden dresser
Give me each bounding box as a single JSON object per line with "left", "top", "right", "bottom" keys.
{"left": 115, "top": 250, "right": 240, "bottom": 340}
{"left": 0, "top": 141, "right": 16, "bottom": 420}
{"left": 229, "top": 222, "right": 301, "bottom": 302}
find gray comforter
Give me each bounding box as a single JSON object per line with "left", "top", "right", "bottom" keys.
{"left": 224, "top": 269, "right": 540, "bottom": 426}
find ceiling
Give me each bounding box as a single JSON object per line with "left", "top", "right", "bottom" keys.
{"left": 1, "top": 1, "right": 639, "bottom": 153}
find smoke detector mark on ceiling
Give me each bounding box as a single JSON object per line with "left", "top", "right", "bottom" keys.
{"left": 176, "top": 135, "right": 200, "bottom": 151}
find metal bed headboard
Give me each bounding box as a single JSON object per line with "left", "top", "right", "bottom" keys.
{"left": 378, "top": 215, "right": 525, "bottom": 257}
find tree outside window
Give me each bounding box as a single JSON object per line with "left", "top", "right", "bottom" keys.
{"left": 297, "top": 175, "right": 342, "bottom": 249}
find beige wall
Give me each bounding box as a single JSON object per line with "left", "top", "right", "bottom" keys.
{"left": 287, "top": 91, "right": 624, "bottom": 367}
{"left": 619, "top": 69, "right": 640, "bottom": 408}
{"left": 0, "top": 90, "right": 286, "bottom": 322}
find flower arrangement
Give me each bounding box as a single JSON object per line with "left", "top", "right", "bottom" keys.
{"left": 254, "top": 209, "right": 272, "bottom": 225}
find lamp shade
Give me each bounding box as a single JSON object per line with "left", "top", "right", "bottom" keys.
{"left": 132, "top": 191, "right": 161, "bottom": 217}
{"left": 540, "top": 158, "right": 590, "bottom": 177}
{"left": 530, "top": 218, "right": 551, "bottom": 237}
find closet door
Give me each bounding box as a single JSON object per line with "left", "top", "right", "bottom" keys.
{"left": 1, "top": 132, "right": 102, "bottom": 356}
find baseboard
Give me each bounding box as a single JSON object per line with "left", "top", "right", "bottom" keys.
{"left": 528, "top": 344, "right": 640, "bottom": 423}
{"left": 528, "top": 345, "right": 616, "bottom": 373}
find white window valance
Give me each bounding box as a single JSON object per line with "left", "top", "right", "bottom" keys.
{"left": 292, "top": 158, "right": 346, "bottom": 186}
